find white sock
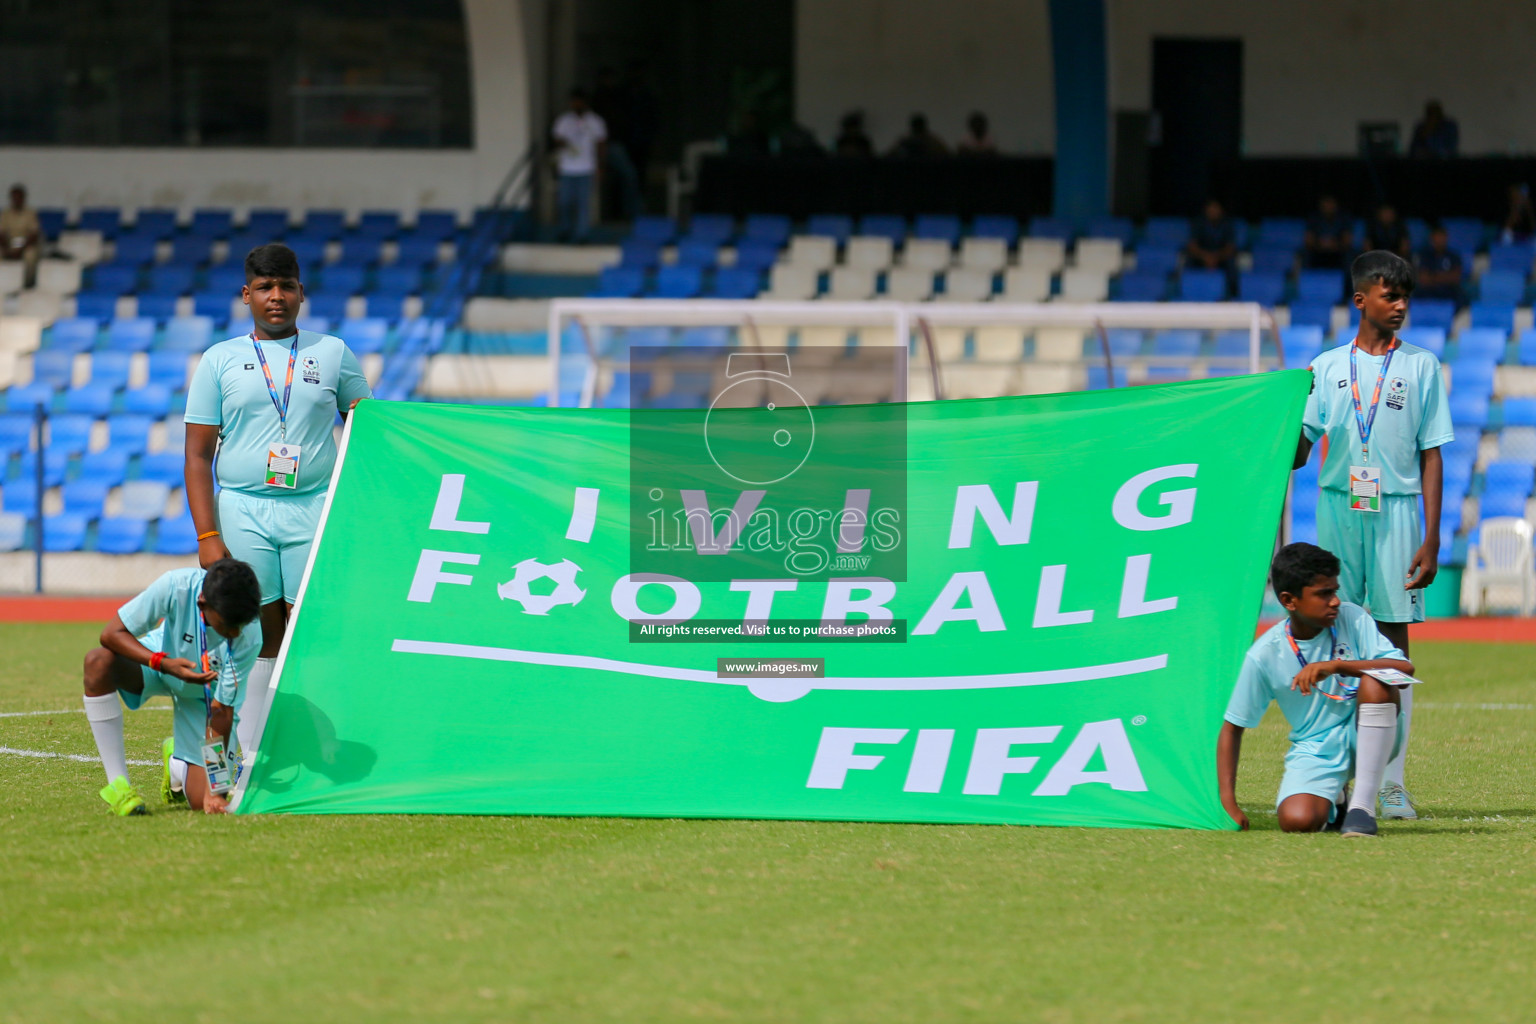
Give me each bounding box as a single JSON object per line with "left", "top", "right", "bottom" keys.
{"left": 235, "top": 657, "right": 277, "bottom": 758}
{"left": 1349, "top": 702, "right": 1399, "bottom": 816}
{"left": 169, "top": 757, "right": 187, "bottom": 792}
{"left": 83, "top": 693, "right": 129, "bottom": 783}
{"left": 1383, "top": 685, "right": 1412, "bottom": 788}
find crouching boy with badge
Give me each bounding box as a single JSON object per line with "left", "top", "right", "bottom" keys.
{"left": 81, "top": 559, "right": 263, "bottom": 815}
{"left": 1217, "top": 543, "right": 1421, "bottom": 837}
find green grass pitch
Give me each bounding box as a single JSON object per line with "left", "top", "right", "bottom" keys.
{"left": 2, "top": 622, "right": 1533, "bottom": 1023}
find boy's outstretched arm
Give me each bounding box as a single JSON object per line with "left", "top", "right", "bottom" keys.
{"left": 1289, "top": 656, "right": 1416, "bottom": 695}
{"left": 1408, "top": 445, "right": 1443, "bottom": 589}
{"left": 1216, "top": 722, "right": 1249, "bottom": 829}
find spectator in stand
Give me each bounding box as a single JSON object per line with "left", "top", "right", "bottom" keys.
{"left": 592, "top": 67, "right": 642, "bottom": 221}
{"left": 834, "top": 111, "right": 874, "bottom": 158}
{"left": 956, "top": 112, "right": 998, "bottom": 156}
{"left": 1414, "top": 224, "right": 1465, "bottom": 305}
{"left": 551, "top": 88, "right": 607, "bottom": 243}
{"left": 1408, "top": 101, "right": 1459, "bottom": 159}
{"left": 1501, "top": 183, "right": 1535, "bottom": 244}
{"left": 1185, "top": 198, "right": 1238, "bottom": 275}
{"left": 888, "top": 114, "right": 948, "bottom": 158}
{"left": 0, "top": 184, "right": 41, "bottom": 288}
{"left": 1364, "top": 203, "right": 1412, "bottom": 258}
{"left": 1304, "top": 195, "right": 1353, "bottom": 270}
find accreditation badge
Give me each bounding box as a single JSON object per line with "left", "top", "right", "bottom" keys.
{"left": 1349, "top": 465, "right": 1381, "bottom": 512}
{"left": 265, "top": 442, "right": 302, "bottom": 489}
{"left": 202, "top": 740, "right": 234, "bottom": 795}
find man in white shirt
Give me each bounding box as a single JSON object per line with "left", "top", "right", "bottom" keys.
{"left": 551, "top": 88, "right": 607, "bottom": 242}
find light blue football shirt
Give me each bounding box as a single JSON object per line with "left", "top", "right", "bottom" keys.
{"left": 118, "top": 567, "right": 262, "bottom": 710}
{"left": 1224, "top": 602, "right": 1403, "bottom": 743}
{"left": 185, "top": 330, "right": 372, "bottom": 497}
{"left": 1301, "top": 340, "right": 1455, "bottom": 495}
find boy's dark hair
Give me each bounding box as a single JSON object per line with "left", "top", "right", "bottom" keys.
{"left": 1271, "top": 543, "right": 1341, "bottom": 600}
{"left": 1351, "top": 249, "right": 1414, "bottom": 295}
{"left": 203, "top": 559, "right": 262, "bottom": 626}
{"left": 245, "top": 243, "right": 301, "bottom": 283}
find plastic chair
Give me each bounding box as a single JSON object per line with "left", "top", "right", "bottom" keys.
{"left": 1477, "top": 270, "right": 1526, "bottom": 306}
{"left": 857, "top": 214, "right": 906, "bottom": 245}
{"left": 1238, "top": 272, "right": 1285, "bottom": 306}
{"left": 1455, "top": 328, "right": 1508, "bottom": 364}
{"left": 1152, "top": 330, "right": 1202, "bottom": 357}
{"left": 105, "top": 318, "right": 156, "bottom": 353}
{"left": 42, "top": 513, "right": 89, "bottom": 552}
{"left": 1177, "top": 269, "right": 1227, "bottom": 302}
{"left": 48, "top": 318, "right": 100, "bottom": 355}
{"left": 1114, "top": 273, "right": 1167, "bottom": 302}
{"left": 742, "top": 214, "right": 792, "bottom": 247}
{"left": 806, "top": 214, "right": 853, "bottom": 246}
{"left": 1462, "top": 517, "right": 1536, "bottom": 615}
{"left": 96, "top": 517, "right": 149, "bottom": 554}
{"left": 153, "top": 515, "right": 199, "bottom": 555}
{"left": 1469, "top": 302, "right": 1516, "bottom": 333}
{"left": 1397, "top": 326, "right": 1446, "bottom": 357}
{"left": 650, "top": 265, "right": 703, "bottom": 299}
{"left": 189, "top": 209, "right": 234, "bottom": 238}
{"left": 1410, "top": 299, "right": 1456, "bottom": 332}
{"left": 970, "top": 215, "right": 1019, "bottom": 247}
{"left": 61, "top": 479, "right": 109, "bottom": 517}
{"left": 913, "top": 215, "right": 961, "bottom": 246}
{"left": 77, "top": 449, "right": 131, "bottom": 487}
{"left": 158, "top": 316, "right": 215, "bottom": 353}
{"left": 338, "top": 317, "right": 389, "bottom": 355}
{"left": 593, "top": 266, "right": 644, "bottom": 298}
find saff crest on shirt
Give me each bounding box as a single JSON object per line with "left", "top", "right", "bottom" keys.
{"left": 302, "top": 355, "right": 321, "bottom": 385}
{"left": 1385, "top": 377, "right": 1409, "bottom": 411}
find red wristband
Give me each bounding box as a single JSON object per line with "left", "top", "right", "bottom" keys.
{"left": 149, "top": 651, "right": 166, "bottom": 672}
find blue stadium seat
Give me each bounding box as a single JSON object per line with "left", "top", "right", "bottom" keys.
{"left": 77, "top": 449, "right": 131, "bottom": 486}
{"left": 1485, "top": 244, "right": 1533, "bottom": 276}
{"left": 16, "top": 449, "right": 68, "bottom": 487}
{"left": 1114, "top": 273, "right": 1167, "bottom": 302}
{"left": 146, "top": 264, "right": 196, "bottom": 296}
{"left": 1151, "top": 330, "right": 1202, "bottom": 357}
{"left": 87, "top": 263, "right": 139, "bottom": 296}
{"left": 651, "top": 265, "right": 703, "bottom": 299}
{"left": 1449, "top": 391, "right": 1490, "bottom": 426}
{"left": 2, "top": 480, "right": 40, "bottom": 514}
{"left": 244, "top": 209, "right": 291, "bottom": 238}
{"left": 1142, "top": 217, "right": 1190, "bottom": 247}
{"left": 1104, "top": 330, "right": 1144, "bottom": 358}
{"left": 62, "top": 384, "right": 115, "bottom": 417}
{"left": 6, "top": 383, "right": 53, "bottom": 414}
{"left": 1503, "top": 397, "right": 1536, "bottom": 427}
{"left": 106, "top": 414, "right": 153, "bottom": 454}
{"left": 357, "top": 211, "right": 401, "bottom": 238}
{"left": 133, "top": 294, "right": 177, "bottom": 322}
{"left": 1455, "top": 327, "right": 1508, "bottom": 364}
{"left": 61, "top": 479, "right": 109, "bottom": 517}
{"left": 675, "top": 240, "right": 719, "bottom": 269}
{"left": 623, "top": 326, "right": 674, "bottom": 349}
{"left": 970, "top": 215, "right": 1018, "bottom": 247}
{"left": 1296, "top": 270, "right": 1345, "bottom": 305}
{"left": 1211, "top": 330, "right": 1251, "bottom": 358}
{"left": 1085, "top": 365, "right": 1126, "bottom": 389}
{"left": 732, "top": 240, "right": 780, "bottom": 273}
{"left": 118, "top": 480, "right": 171, "bottom": 520}
{"left": 78, "top": 208, "right": 122, "bottom": 238}
{"left": 105, "top": 318, "right": 156, "bottom": 352}
{"left": 153, "top": 515, "right": 199, "bottom": 555}
{"left": 1451, "top": 360, "right": 1495, "bottom": 397}
{"left": 1410, "top": 299, "right": 1456, "bottom": 332}
{"left": 1249, "top": 248, "right": 1296, "bottom": 275}
{"left": 913, "top": 215, "right": 961, "bottom": 246}
{"left": 1027, "top": 216, "right": 1074, "bottom": 242}
{"left": 30, "top": 349, "right": 74, "bottom": 390}
{"left": 73, "top": 293, "right": 119, "bottom": 322}
{"left": 192, "top": 292, "right": 234, "bottom": 324}
{"left": 709, "top": 267, "right": 762, "bottom": 299}
{"left": 686, "top": 213, "right": 735, "bottom": 245}
{"left": 619, "top": 240, "right": 661, "bottom": 270}
{"left": 304, "top": 292, "right": 349, "bottom": 321}
{"left": 319, "top": 264, "right": 366, "bottom": 295}
{"left": 1238, "top": 272, "right": 1286, "bottom": 305}
{"left": 133, "top": 209, "right": 178, "bottom": 240}
{"left": 1084, "top": 216, "right": 1134, "bottom": 245}
{"left": 205, "top": 265, "right": 246, "bottom": 294}
{"left": 1469, "top": 302, "right": 1515, "bottom": 333}
{"left": 87, "top": 351, "right": 130, "bottom": 390}
{"left": 1144, "top": 364, "right": 1191, "bottom": 383}
{"left": 413, "top": 210, "right": 458, "bottom": 241}
{"left": 743, "top": 214, "right": 792, "bottom": 247}
{"left": 42, "top": 514, "right": 89, "bottom": 552}
{"left": 0, "top": 511, "right": 26, "bottom": 552}
{"left": 858, "top": 215, "right": 907, "bottom": 245}
{"left": 111, "top": 233, "right": 159, "bottom": 266}
{"left": 807, "top": 214, "right": 854, "bottom": 245}
{"left": 1478, "top": 270, "right": 1526, "bottom": 306}
{"left": 0, "top": 414, "right": 35, "bottom": 456}
{"left": 1177, "top": 269, "right": 1227, "bottom": 302}
{"left": 1280, "top": 325, "right": 1324, "bottom": 368}
{"left": 96, "top": 517, "right": 149, "bottom": 554}
{"left": 1397, "top": 326, "right": 1446, "bottom": 357}
{"left": 373, "top": 264, "right": 423, "bottom": 296}
{"left": 394, "top": 235, "right": 442, "bottom": 267}
{"left": 338, "top": 317, "right": 388, "bottom": 355}
{"left": 169, "top": 235, "right": 213, "bottom": 267}
{"left": 1257, "top": 218, "right": 1307, "bottom": 249}
{"left": 1442, "top": 217, "right": 1484, "bottom": 251}
{"left": 339, "top": 236, "right": 384, "bottom": 266}
{"left": 1132, "top": 245, "right": 1180, "bottom": 276}
{"left": 189, "top": 209, "right": 234, "bottom": 238}
{"left": 303, "top": 210, "right": 347, "bottom": 239}
{"left": 594, "top": 266, "right": 644, "bottom": 298}
{"left": 630, "top": 215, "right": 677, "bottom": 246}
{"left": 122, "top": 385, "right": 173, "bottom": 417}
{"left": 47, "top": 318, "right": 100, "bottom": 354}
{"left": 160, "top": 316, "right": 213, "bottom": 353}
{"left": 136, "top": 451, "right": 183, "bottom": 485}
{"left": 47, "top": 414, "right": 94, "bottom": 453}
{"left": 283, "top": 236, "right": 327, "bottom": 267}
{"left": 224, "top": 232, "right": 273, "bottom": 261}
{"left": 37, "top": 209, "right": 67, "bottom": 241}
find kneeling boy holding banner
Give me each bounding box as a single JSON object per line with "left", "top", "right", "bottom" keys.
{"left": 1218, "top": 543, "right": 1420, "bottom": 837}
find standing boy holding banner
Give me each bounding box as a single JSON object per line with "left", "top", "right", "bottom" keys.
{"left": 183, "top": 244, "right": 372, "bottom": 760}
{"left": 1293, "top": 250, "right": 1454, "bottom": 819}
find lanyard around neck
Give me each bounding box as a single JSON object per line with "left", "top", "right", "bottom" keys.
{"left": 1348, "top": 339, "right": 1398, "bottom": 461}
{"left": 251, "top": 331, "right": 300, "bottom": 441}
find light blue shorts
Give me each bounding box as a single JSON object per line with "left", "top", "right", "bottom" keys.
{"left": 218, "top": 489, "right": 326, "bottom": 605}
{"left": 119, "top": 626, "right": 241, "bottom": 764}
{"left": 1276, "top": 711, "right": 1405, "bottom": 812}
{"left": 1316, "top": 489, "right": 1426, "bottom": 624}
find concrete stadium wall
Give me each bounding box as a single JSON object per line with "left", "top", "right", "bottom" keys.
{"left": 0, "top": 0, "right": 531, "bottom": 217}
{"left": 797, "top": 0, "right": 1536, "bottom": 157}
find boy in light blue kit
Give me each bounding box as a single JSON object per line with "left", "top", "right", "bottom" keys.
{"left": 1218, "top": 544, "right": 1416, "bottom": 837}
{"left": 81, "top": 559, "right": 263, "bottom": 815}
{"left": 1294, "top": 250, "right": 1453, "bottom": 820}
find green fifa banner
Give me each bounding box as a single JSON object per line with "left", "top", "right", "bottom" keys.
{"left": 236, "top": 372, "right": 1310, "bottom": 829}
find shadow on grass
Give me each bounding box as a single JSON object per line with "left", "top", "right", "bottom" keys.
{"left": 253, "top": 692, "right": 377, "bottom": 794}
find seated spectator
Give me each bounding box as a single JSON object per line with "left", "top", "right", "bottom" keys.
{"left": 888, "top": 114, "right": 948, "bottom": 158}
{"left": 1364, "top": 203, "right": 1412, "bottom": 257}
{"left": 1304, "top": 195, "right": 1352, "bottom": 269}
{"left": 1185, "top": 198, "right": 1237, "bottom": 272}
{"left": 1414, "top": 225, "right": 1465, "bottom": 305}
{"left": 956, "top": 112, "right": 998, "bottom": 156}
{"left": 834, "top": 111, "right": 874, "bottom": 158}
{"left": 1408, "top": 100, "right": 1459, "bottom": 159}
{"left": 0, "top": 184, "right": 41, "bottom": 288}
{"left": 1502, "top": 183, "right": 1535, "bottom": 244}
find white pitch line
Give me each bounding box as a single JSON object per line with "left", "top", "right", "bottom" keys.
{"left": 1416, "top": 702, "right": 1535, "bottom": 711}
{"left": 0, "top": 706, "right": 171, "bottom": 718}
{"left": 0, "top": 746, "right": 158, "bottom": 766}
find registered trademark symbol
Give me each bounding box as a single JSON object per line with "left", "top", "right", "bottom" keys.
{"left": 1131, "top": 715, "right": 1147, "bottom": 726}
